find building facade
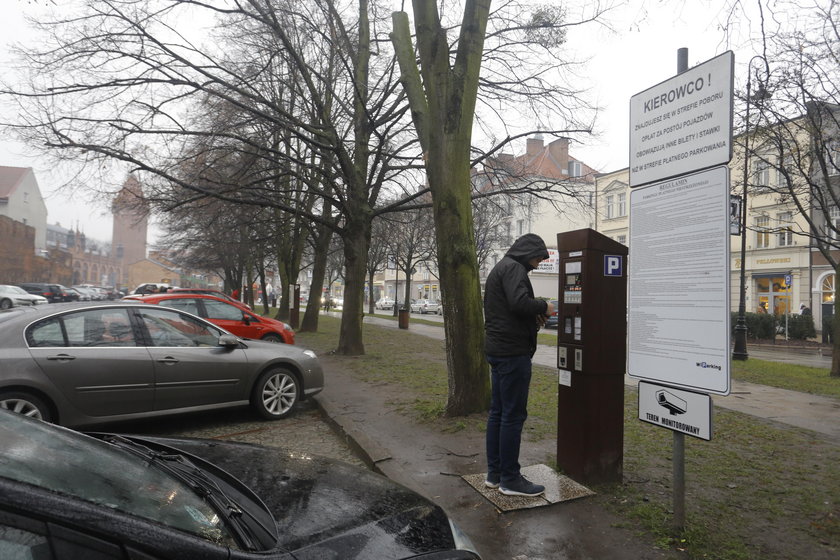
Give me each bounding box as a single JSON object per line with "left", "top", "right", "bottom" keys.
{"left": 0, "top": 166, "right": 48, "bottom": 255}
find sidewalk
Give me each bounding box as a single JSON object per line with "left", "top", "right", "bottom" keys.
{"left": 313, "top": 314, "right": 840, "bottom": 559}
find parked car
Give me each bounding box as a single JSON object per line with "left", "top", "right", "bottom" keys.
{"left": 0, "top": 285, "right": 48, "bottom": 308}
{"left": 0, "top": 410, "right": 479, "bottom": 560}
{"left": 410, "top": 299, "right": 440, "bottom": 314}
{"left": 17, "top": 282, "right": 67, "bottom": 303}
{"left": 375, "top": 297, "right": 395, "bottom": 310}
{"left": 132, "top": 282, "right": 176, "bottom": 295}
{"left": 65, "top": 286, "right": 89, "bottom": 301}
{"left": 168, "top": 287, "right": 250, "bottom": 309}
{"left": 128, "top": 292, "right": 295, "bottom": 344}
{"left": 545, "top": 299, "right": 559, "bottom": 329}
{"left": 72, "top": 285, "right": 102, "bottom": 300}
{"left": 331, "top": 297, "right": 344, "bottom": 311}
{"left": 0, "top": 302, "right": 321, "bottom": 426}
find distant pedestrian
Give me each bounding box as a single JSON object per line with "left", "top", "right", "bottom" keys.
{"left": 800, "top": 303, "right": 812, "bottom": 316}
{"left": 483, "top": 233, "right": 554, "bottom": 498}
{"left": 758, "top": 302, "right": 768, "bottom": 314}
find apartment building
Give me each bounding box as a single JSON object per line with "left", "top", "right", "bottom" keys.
{"left": 592, "top": 103, "right": 839, "bottom": 332}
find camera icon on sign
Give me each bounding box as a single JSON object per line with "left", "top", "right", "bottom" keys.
{"left": 656, "top": 390, "right": 687, "bottom": 415}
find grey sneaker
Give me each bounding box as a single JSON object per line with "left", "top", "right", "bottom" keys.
{"left": 499, "top": 476, "right": 545, "bottom": 497}
{"left": 484, "top": 473, "right": 500, "bottom": 489}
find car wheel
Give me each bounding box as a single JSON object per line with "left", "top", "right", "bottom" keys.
{"left": 252, "top": 367, "right": 299, "bottom": 419}
{"left": 261, "top": 333, "right": 284, "bottom": 343}
{"left": 0, "top": 392, "right": 52, "bottom": 422}
{"left": 0, "top": 298, "right": 11, "bottom": 310}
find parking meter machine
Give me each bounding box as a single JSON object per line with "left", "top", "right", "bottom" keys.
{"left": 555, "top": 229, "right": 628, "bottom": 484}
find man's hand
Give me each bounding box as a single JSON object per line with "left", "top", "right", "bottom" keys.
{"left": 536, "top": 301, "right": 555, "bottom": 327}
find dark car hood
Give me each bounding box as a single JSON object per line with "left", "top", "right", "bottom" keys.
{"left": 131, "top": 436, "right": 457, "bottom": 559}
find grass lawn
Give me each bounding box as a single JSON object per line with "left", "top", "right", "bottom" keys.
{"left": 297, "top": 315, "right": 839, "bottom": 560}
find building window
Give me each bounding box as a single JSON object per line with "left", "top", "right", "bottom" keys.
{"left": 755, "top": 215, "right": 770, "bottom": 248}
{"left": 826, "top": 138, "right": 839, "bottom": 176}
{"left": 517, "top": 219, "right": 525, "bottom": 236}
{"left": 605, "top": 195, "right": 615, "bottom": 219}
{"left": 777, "top": 212, "right": 793, "bottom": 246}
{"left": 828, "top": 206, "right": 840, "bottom": 241}
{"left": 822, "top": 274, "right": 835, "bottom": 304}
{"left": 568, "top": 160, "right": 582, "bottom": 177}
{"left": 617, "top": 193, "right": 626, "bottom": 217}
{"left": 754, "top": 158, "right": 774, "bottom": 189}
{"left": 617, "top": 234, "right": 627, "bottom": 244}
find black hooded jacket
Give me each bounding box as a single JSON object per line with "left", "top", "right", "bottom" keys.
{"left": 483, "top": 234, "right": 550, "bottom": 357}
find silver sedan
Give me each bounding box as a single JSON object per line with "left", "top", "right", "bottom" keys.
{"left": 0, "top": 285, "right": 48, "bottom": 309}
{"left": 0, "top": 302, "right": 323, "bottom": 427}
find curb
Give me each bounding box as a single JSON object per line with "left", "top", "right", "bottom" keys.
{"left": 313, "top": 393, "right": 429, "bottom": 496}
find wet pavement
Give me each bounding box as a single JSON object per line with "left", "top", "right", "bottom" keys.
{"left": 114, "top": 399, "right": 364, "bottom": 467}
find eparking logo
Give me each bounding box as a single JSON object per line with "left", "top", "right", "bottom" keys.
{"left": 695, "top": 361, "right": 722, "bottom": 371}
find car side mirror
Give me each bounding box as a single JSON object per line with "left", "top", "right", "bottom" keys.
{"left": 218, "top": 334, "right": 239, "bottom": 348}
{"left": 242, "top": 313, "right": 251, "bottom": 325}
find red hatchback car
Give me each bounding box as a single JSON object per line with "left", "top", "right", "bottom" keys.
{"left": 126, "top": 293, "right": 295, "bottom": 344}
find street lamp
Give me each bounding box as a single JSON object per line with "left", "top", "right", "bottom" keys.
{"left": 733, "top": 55, "right": 771, "bottom": 361}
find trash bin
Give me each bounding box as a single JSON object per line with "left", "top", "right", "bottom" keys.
{"left": 398, "top": 308, "right": 409, "bottom": 329}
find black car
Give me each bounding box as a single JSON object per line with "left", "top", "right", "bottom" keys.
{"left": 18, "top": 282, "right": 67, "bottom": 303}
{"left": 0, "top": 410, "right": 480, "bottom": 559}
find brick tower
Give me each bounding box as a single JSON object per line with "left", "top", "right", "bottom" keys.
{"left": 111, "top": 176, "right": 149, "bottom": 270}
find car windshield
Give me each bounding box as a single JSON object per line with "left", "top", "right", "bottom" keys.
{"left": 1, "top": 285, "right": 28, "bottom": 295}
{"left": 0, "top": 412, "right": 236, "bottom": 547}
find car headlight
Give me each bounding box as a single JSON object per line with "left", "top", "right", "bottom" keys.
{"left": 283, "top": 322, "right": 293, "bottom": 331}
{"left": 303, "top": 349, "right": 317, "bottom": 359}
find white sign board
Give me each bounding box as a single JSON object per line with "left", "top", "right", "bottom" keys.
{"left": 535, "top": 249, "right": 560, "bottom": 274}
{"left": 630, "top": 51, "right": 734, "bottom": 187}
{"left": 638, "top": 381, "right": 712, "bottom": 440}
{"left": 628, "top": 166, "right": 731, "bottom": 395}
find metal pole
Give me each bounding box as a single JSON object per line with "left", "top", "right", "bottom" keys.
{"left": 732, "top": 66, "right": 753, "bottom": 360}
{"left": 673, "top": 431, "right": 685, "bottom": 530}
{"left": 672, "top": 48, "right": 688, "bottom": 534}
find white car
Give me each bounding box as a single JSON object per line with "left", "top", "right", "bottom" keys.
{"left": 375, "top": 297, "right": 395, "bottom": 310}
{"left": 0, "top": 285, "right": 49, "bottom": 309}
{"left": 410, "top": 299, "right": 440, "bottom": 314}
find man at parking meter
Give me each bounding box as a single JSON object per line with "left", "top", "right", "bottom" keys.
{"left": 483, "top": 234, "right": 554, "bottom": 497}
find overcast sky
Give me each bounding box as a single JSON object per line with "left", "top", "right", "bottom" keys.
{"left": 0, "top": 0, "right": 765, "bottom": 242}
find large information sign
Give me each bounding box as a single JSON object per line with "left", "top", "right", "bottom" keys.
{"left": 628, "top": 166, "right": 731, "bottom": 395}
{"left": 629, "top": 52, "right": 734, "bottom": 187}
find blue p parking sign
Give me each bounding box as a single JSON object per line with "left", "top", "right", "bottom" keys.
{"left": 604, "top": 255, "right": 623, "bottom": 277}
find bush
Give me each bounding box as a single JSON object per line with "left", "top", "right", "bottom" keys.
{"left": 730, "top": 311, "right": 816, "bottom": 340}
{"left": 786, "top": 313, "right": 817, "bottom": 340}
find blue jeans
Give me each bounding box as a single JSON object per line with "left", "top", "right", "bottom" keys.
{"left": 485, "top": 354, "right": 532, "bottom": 484}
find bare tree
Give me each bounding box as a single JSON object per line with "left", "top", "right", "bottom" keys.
{"left": 390, "top": 0, "right": 607, "bottom": 414}
{"left": 738, "top": 0, "right": 840, "bottom": 374}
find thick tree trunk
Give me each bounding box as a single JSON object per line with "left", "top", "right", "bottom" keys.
{"left": 299, "top": 224, "right": 332, "bottom": 332}
{"left": 429, "top": 142, "right": 489, "bottom": 415}
{"left": 336, "top": 212, "right": 371, "bottom": 355}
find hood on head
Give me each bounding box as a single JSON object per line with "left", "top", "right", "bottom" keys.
{"left": 505, "top": 234, "right": 549, "bottom": 270}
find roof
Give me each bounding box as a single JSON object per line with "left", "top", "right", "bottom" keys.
{"left": 0, "top": 166, "right": 32, "bottom": 200}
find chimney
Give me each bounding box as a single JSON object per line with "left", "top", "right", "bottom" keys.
{"left": 548, "top": 137, "right": 570, "bottom": 167}
{"left": 526, "top": 134, "right": 545, "bottom": 156}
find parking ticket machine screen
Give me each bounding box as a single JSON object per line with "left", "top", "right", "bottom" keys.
{"left": 563, "top": 261, "right": 582, "bottom": 304}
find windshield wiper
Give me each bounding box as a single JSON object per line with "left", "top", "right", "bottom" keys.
{"left": 102, "top": 435, "right": 260, "bottom": 550}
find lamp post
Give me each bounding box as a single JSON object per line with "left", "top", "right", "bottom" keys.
{"left": 733, "top": 55, "right": 771, "bottom": 361}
